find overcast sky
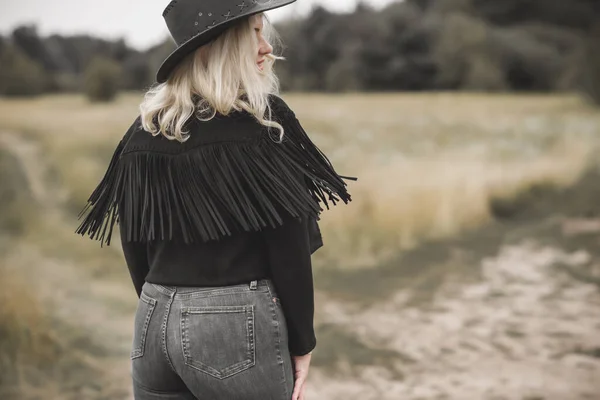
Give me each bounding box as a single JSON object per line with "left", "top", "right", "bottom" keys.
{"left": 0, "top": 0, "right": 397, "bottom": 51}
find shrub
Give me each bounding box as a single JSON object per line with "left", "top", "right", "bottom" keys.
{"left": 83, "top": 56, "right": 122, "bottom": 102}
{"left": 581, "top": 23, "right": 600, "bottom": 105}
{"left": 0, "top": 147, "right": 33, "bottom": 235}
{"left": 0, "top": 43, "right": 46, "bottom": 97}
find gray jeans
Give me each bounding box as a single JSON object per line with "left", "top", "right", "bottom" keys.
{"left": 130, "top": 278, "right": 295, "bottom": 399}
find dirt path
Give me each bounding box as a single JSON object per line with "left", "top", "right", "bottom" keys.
{"left": 308, "top": 241, "right": 600, "bottom": 400}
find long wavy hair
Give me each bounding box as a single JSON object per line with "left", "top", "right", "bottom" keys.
{"left": 139, "top": 13, "right": 286, "bottom": 143}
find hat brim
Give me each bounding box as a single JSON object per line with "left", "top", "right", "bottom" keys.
{"left": 156, "top": 0, "right": 297, "bottom": 84}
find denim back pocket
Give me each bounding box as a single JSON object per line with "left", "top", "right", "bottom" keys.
{"left": 130, "top": 291, "right": 157, "bottom": 360}
{"left": 181, "top": 305, "right": 255, "bottom": 379}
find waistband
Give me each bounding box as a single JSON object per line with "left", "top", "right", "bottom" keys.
{"left": 143, "top": 278, "right": 276, "bottom": 300}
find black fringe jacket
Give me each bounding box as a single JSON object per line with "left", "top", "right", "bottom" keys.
{"left": 75, "top": 94, "right": 357, "bottom": 356}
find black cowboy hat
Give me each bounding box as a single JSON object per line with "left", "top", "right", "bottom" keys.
{"left": 157, "top": 0, "right": 296, "bottom": 83}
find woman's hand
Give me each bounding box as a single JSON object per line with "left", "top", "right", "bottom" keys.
{"left": 291, "top": 352, "right": 312, "bottom": 400}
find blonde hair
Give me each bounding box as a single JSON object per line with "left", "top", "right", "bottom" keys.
{"left": 139, "top": 13, "right": 286, "bottom": 142}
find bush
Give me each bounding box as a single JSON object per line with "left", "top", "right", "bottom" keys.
{"left": 0, "top": 147, "right": 34, "bottom": 235}
{"left": 489, "top": 26, "right": 564, "bottom": 91}
{"left": 430, "top": 12, "right": 507, "bottom": 90}
{"left": 325, "top": 55, "right": 363, "bottom": 92}
{"left": 581, "top": 23, "right": 600, "bottom": 105}
{"left": 0, "top": 43, "right": 46, "bottom": 97}
{"left": 83, "top": 56, "right": 122, "bottom": 102}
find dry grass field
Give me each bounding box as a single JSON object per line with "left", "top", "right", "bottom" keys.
{"left": 1, "top": 92, "right": 599, "bottom": 399}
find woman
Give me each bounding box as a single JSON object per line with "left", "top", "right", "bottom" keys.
{"left": 75, "top": 0, "right": 356, "bottom": 399}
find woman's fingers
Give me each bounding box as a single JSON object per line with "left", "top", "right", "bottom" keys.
{"left": 299, "top": 382, "right": 306, "bottom": 400}
{"left": 291, "top": 376, "right": 306, "bottom": 400}
{"left": 291, "top": 353, "right": 311, "bottom": 400}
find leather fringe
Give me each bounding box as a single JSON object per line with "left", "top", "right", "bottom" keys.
{"left": 75, "top": 137, "right": 126, "bottom": 247}
{"left": 75, "top": 113, "right": 357, "bottom": 247}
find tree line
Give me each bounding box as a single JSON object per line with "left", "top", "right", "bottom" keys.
{"left": 0, "top": 0, "right": 599, "bottom": 102}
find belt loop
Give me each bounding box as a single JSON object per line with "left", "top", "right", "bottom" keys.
{"left": 249, "top": 280, "right": 257, "bottom": 290}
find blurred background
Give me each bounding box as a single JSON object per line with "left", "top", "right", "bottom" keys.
{"left": 1, "top": 0, "right": 600, "bottom": 399}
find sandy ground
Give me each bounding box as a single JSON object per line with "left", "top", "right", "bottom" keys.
{"left": 309, "top": 242, "right": 600, "bottom": 400}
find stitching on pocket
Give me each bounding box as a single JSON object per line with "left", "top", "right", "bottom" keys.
{"left": 180, "top": 305, "right": 255, "bottom": 379}
{"left": 131, "top": 292, "right": 157, "bottom": 359}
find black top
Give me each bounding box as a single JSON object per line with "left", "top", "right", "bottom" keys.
{"left": 119, "top": 202, "right": 318, "bottom": 356}
{"left": 76, "top": 94, "right": 356, "bottom": 357}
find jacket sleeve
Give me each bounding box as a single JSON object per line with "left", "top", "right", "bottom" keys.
{"left": 119, "top": 220, "right": 149, "bottom": 298}
{"left": 308, "top": 215, "right": 324, "bottom": 255}
{"left": 262, "top": 208, "right": 317, "bottom": 356}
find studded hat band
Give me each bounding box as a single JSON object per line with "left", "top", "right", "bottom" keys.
{"left": 156, "top": 0, "right": 297, "bottom": 83}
